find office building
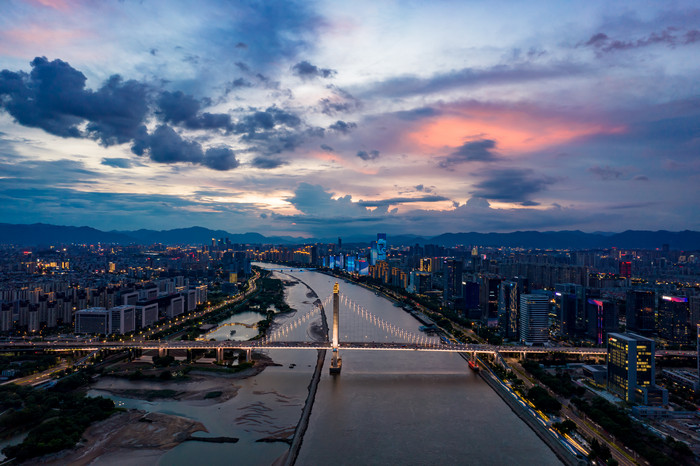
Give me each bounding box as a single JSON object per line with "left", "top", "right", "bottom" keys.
{"left": 586, "top": 298, "right": 617, "bottom": 345}
{"left": 498, "top": 281, "right": 519, "bottom": 339}
{"left": 110, "top": 305, "right": 135, "bottom": 334}
{"left": 556, "top": 283, "right": 585, "bottom": 338}
{"left": 480, "top": 275, "right": 501, "bottom": 324}
{"left": 376, "top": 233, "right": 387, "bottom": 261}
{"left": 75, "top": 307, "right": 110, "bottom": 334}
{"left": 443, "top": 258, "right": 463, "bottom": 304}
{"left": 658, "top": 295, "right": 690, "bottom": 344}
{"left": 607, "top": 332, "right": 666, "bottom": 405}
{"left": 519, "top": 294, "right": 549, "bottom": 345}
{"left": 626, "top": 290, "right": 655, "bottom": 335}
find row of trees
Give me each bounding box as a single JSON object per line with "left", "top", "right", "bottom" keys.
{"left": 0, "top": 378, "right": 116, "bottom": 461}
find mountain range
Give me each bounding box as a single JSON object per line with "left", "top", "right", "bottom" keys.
{"left": 1, "top": 223, "right": 699, "bottom": 250}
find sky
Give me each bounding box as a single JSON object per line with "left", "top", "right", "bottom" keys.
{"left": 0, "top": 0, "right": 699, "bottom": 238}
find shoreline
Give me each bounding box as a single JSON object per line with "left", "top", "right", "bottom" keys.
{"left": 476, "top": 362, "right": 578, "bottom": 466}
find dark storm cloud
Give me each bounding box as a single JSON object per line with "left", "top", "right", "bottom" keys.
{"left": 588, "top": 165, "right": 623, "bottom": 180}
{"left": 356, "top": 150, "right": 380, "bottom": 161}
{"left": 137, "top": 125, "right": 204, "bottom": 164}
{"left": 329, "top": 120, "right": 356, "bottom": 134}
{"left": 358, "top": 62, "right": 586, "bottom": 99}
{"left": 439, "top": 139, "right": 498, "bottom": 168}
{"left": 101, "top": 158, "right": 137, "bottom": 169}
{"left": 250, "top": 156, "right": 286, "bottom": 169}
{"left": 582, "top": 28, "right": 700, "bottom": 53}
{"left": 320, "top": 144, "right": 334, "bottom": 152}
{"left": 471, "top": 168, "right": 556, "bottom": 206}
{"left": 230, "top": 78, "right": 253, "bottom": 88}
{"left": 357, "top": 195, "right": 448, "bottom": 207}
{"left": 157, "top": 90, "right": 232, "bottom": 131}
{"left": 232, "top": 106, "right": 301, "bottom": 135}
{"left": 202, "top": 147, "right": 240, "bottom": 171}
{"left": 0, "top": 57, "right": 149, "bottom": 144}
{"left": 291, "top": 61, "right": 337, "bottom": 80}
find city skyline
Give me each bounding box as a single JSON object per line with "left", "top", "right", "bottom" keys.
{"left": 1, "top": 1, "right": 699, "bottom": 237}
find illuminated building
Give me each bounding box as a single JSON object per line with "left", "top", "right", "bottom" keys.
{"left": 658, "top": 295, "right": 690, "bottom": 344}
{"left": 607, "top": 333, "right": 665, "bottom": 405}
{"left": 376, "top": 233, "right": 387, "bottom": 261}
{"left": 519, "top": 294, "right": 549, "bottom": 345}
{"left": 586, "top": 297, "right": 616, "bottom": 345}
{"left": 442, "top": 258, "right": 463, "bottom": 305}
{"left": 619, "top": 261, "right": 631, "bottom": 278}
{"left": 626, "top": 290, "right": 655, "bottom": 335}
{"left": 555, "top": 283, "right": 585, "bottom": 338}
{"left": 498, "top": 281, "right": 518, "bottom": 338}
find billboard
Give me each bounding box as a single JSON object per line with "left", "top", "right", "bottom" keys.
{"left": 377, "top": 233, "right": 387, "bottom": 261}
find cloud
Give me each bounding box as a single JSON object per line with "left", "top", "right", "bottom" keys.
{"left": 471, "top": 168, "right": 556, "bottom": 206}
{"left": 0, "top": 57, "right": 149, "bottom": 144}
{"left": 394, "top": 107, "right": 439, "bottom": 121}
{"left": 357, "top": 195, "right": 449, "bottom": 208}
{"left": 319, "top": 85, "right": 361, "bottom": 115}
{"left": 329, "top": 120, "right": 356, "bottom": 134}
{"left": 320, "top": 144, "right": 334, "bottom": 152}
{"left": 202, "top": 147, "right": 240, "bottom": 171}
{"left": 356, "top": 150, "right": 379, "bottom": 161}
{"left": 157, "top": 90, "right": 232, "bottom": 131}
{"left": 588, "top": 165, "right": 622, "bottom": 180}
{"left": 101, "top": 158, "right": 137, "bottom": 169}
{"left": 291, "top": 60, "right": 336, "bottom": 80}
{"left": 137, "top": 124, "right": 203, "bottom": 164}
{"left": 358, "top": 62, "right": 586, "bottom": 99}
{"left": 582, "top": 28, "right": 700, "bottom": 54}
{"left": 250, "top": 156, "right": 286, "bottom": 169}
{"left": 439, "top": 139, "right": 498, "bottom": 168}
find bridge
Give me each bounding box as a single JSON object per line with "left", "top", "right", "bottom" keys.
{"left": 0, "top": 281, "right": 696, "bottom": 365}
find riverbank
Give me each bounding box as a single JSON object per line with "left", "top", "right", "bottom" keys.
{"left": 477, "top": 363, "right": 578, "bottom": 466}
{"left": 33, "top": 410, "right": 207, "bottom": 465}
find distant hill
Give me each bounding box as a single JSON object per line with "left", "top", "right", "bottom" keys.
{"left": 0, "top": 223, "right": 133, "bottom": 246}
{"left": 0, "top": 223, "right": 698, "bottom": 250}
{"left": 429, "top": 230, "right": 700, "bottom": 250}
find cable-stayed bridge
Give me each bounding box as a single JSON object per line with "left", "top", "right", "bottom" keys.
{"left": 0, "top": 283, "right": 695, "bottom": 362}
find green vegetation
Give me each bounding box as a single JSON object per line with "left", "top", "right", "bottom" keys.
{"left": 0, "top": 383, "right": 116, "bottom": 462}
{"left": 526, "top": 386, "right": 561, "bottom": 413}
{"left": 204, "top": 391, "right": 222, "bottom": 399}
{"left": 552, "top": 419, "right": 577, "bottom": 435}
{"left": 194, "top": 361, "right": 254, "bottom": 374}
{"left": 153, "top": 355, "right": 175, "bottom": 367}
{"left": 571, "top": 396, "right": 691, "bottom": 465}
{"left": 521, "top": 360, "right": 585, "bottom": 398}
{"left": 0, "top": 354, "right": 59, "bottom": 380}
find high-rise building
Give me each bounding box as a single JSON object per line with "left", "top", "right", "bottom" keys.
{"left": 607, "top": 332, "right": 664, "bottom": 404}
{"left": 110, "top": 305, "right": 135, "bottom": 334}
{"left": 555, "top": 283, "right": 585, "bottom": 338}
{"left": 658, "top": 295, "right": 690, "bottom": 344}
{"left": 376, "top": 233, "right": 387, "bottom": 261}
{"left": 619, "top": 261, "right": 632, "bottom": 278}
{"left": 480, "top": 275, "right": 501, "bottom": 324}
{"left": 626, "top": 290, "right": 655, "bottom": 335}
{"left": 498, "top": 281, "right": 518, "bottom": 338}
{"left": 443, "top": 258, "right": 463, "bottom": 304}
{"left": 519, "top": 294, "right": 549, "bottom": 345}
{"left": 586, "top": 298, "right": 617, "bottom": 345}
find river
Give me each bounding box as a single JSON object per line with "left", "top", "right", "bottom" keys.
{"left": 89, "top": 265, "right": 561, "bottom": 465}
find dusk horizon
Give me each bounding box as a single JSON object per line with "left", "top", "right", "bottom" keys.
{"left": 1, "top": 1, "right": 699, "bottom": 238}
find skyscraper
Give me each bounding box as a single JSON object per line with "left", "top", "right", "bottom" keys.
{"left": 443, "top": 258, "right": 463, "bottom": 304}
{"left": 658, "top": 295, "right": 690, "bottom": 344}
{"left": 586, "top": 298, "right": 617, "bottom": 345}
{"left": 555, "top": 283, "right": 585, "bottom": 338}
{"left": 626, "top": 290, "right": 655, "bottom": 335}
{"left": 498, "top": 281, "right": 518, "bottom": 339}
{"left": 519, "top": 294, "right": 549, "bottom": 345}
{"left": 376, "top": 233, "right": 387, "bottom": 261}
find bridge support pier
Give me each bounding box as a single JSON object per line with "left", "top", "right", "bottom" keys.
{"left": 329, "top": 282, "right": 342, "bottom": 375}
{"left": 246, "top": 348, "right": 252, "bottom": 362}
{"left": 158, "top": 348, "right": 167, "bottom": 358}
{"left": 216, "top": 347, "right": 224, "bottom": 363}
